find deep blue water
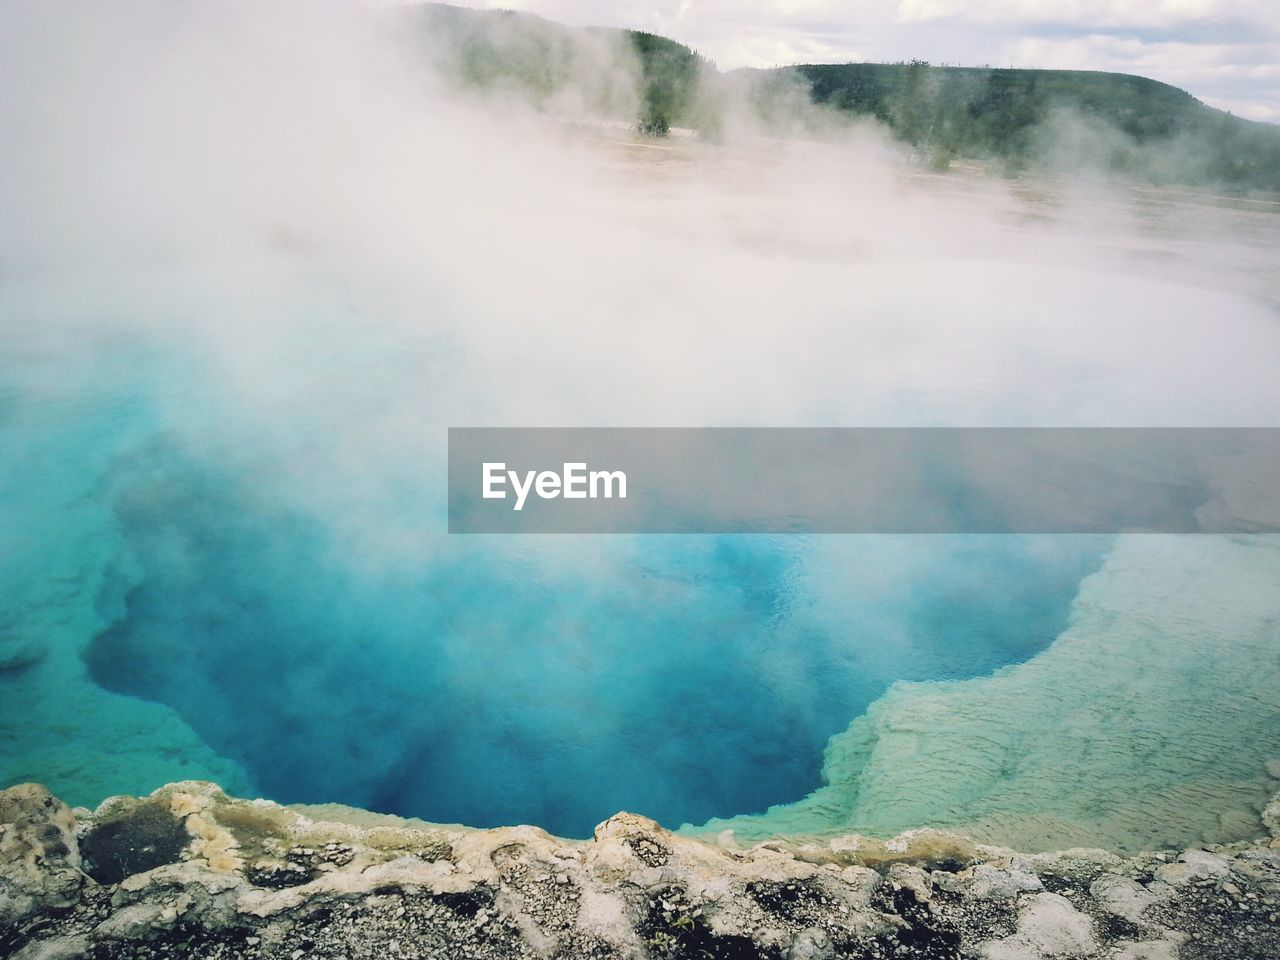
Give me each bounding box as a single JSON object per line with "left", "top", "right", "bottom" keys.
{"left": 83, "top": 434, "right": 1106, "bottom": 836}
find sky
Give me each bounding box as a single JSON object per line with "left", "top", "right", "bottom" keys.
{"left": 443, "top": 1, "right": 1280, "bottom": 122}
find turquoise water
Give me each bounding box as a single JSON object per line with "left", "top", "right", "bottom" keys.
{"left": 3, "top": 262, "right": 1280, "bottom": 852}
{"left": 0, "top": 326, "right": 1111, "bottom": 836}
{"left": 3, "top": 0, "right": 1280, "bottom": 852}
{"left": 3, "top": 217, "right": 1280, "bottom": 853}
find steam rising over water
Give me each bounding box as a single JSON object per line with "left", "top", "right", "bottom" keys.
{"left": 2, "top": 1, "right": 1279, "bottom": 848}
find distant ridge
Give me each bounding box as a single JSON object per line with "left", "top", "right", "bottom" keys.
{"left": 778, "top": 61, "right": 1280, "bottom": 186}
{"left": 402, "top": 3, "right": 1280, "bottom": 193}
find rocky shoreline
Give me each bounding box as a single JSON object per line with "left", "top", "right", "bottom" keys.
{"left": 2, "top": 781, "right": 1278, "bottom": 960}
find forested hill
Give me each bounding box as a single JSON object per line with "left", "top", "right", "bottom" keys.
{"left": 779, "top": 61, "right": 1280, "bottom": 187}
{"left": 405, "top": 3, "right": 710, "bottom": 135}
{"left": 402, "top": 3, "right": 1280, "bottom": 193}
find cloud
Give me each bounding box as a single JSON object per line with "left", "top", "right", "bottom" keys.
{"left": 1005, "top": 34, "right": 1280, "bottom": 118}
{"left": 442, "top": 1, "right": 1280, "bottom": 119}
{"left": 1203, "top": 97, "right": 1280, "bottom": 122}
{"left": 895, "top": 1, "right": 1276, "bottom": 32}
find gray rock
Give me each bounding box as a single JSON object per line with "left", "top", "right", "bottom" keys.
{"left": 967, "top": 857, "right": 1044, "bottom": 899}
{"left": 982, "top": 892, "right": 1097, "bottom": 958}
{"left": 0, "top": 783, "right": 84, "bottom": 926}
{"left": 887, "top": 862, "right": 932, "bottom": 903}
{"left": 1153, "top": 849, "right": 1232, "bottom": 886}
{"left": 788, "top": 927, "right": 834, "bottom": 960}
{"left": 92, "top": 901, "right": 177, "bottom": 941}
{"left": 10, "top": 936, "right": 91, "bottom": 960}
{"left": 1108, "top": 939, "right": 1181, "bottom": 960}
{"left": 1089, "top": 874, "right": 1159, "bottom": 924}
{"left": 837, "top": 863, "right": 882, "bottom": 903}
{"left": 4, "top": 782, "right": 1280, "bottom": 960}
{"left": 1263, "top": 795, "right": 1280, "bottom": 837}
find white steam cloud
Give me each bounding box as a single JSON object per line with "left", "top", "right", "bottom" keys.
{"left": 4, "top": 1, "right": 1278, "bottom": 437}
{"left": 3, "top": 0, "right": 1280, "bottom": 842}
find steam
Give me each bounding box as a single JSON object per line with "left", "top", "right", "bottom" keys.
{"left": 5, "top": 1, "right": 1279, "bottom": 431}
{"left": 2, "top": 1, "right": 1280, "bottom": 836}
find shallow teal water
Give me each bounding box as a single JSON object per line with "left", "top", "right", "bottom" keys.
{"left": 0, "top": 331, "right": 1106, "bottom": 836}
{"left": 4, "top": 247, "right": 1280, "bottom": 850}
{"left": 4, "top": 0, "right": 1280, "bottom": 855}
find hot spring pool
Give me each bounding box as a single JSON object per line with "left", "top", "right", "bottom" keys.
{"left": 3, "top": 50, "right": 1280, "bottom": 849}
{"left": 2, "top": 310, "right": 1279, "bottom": 852}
